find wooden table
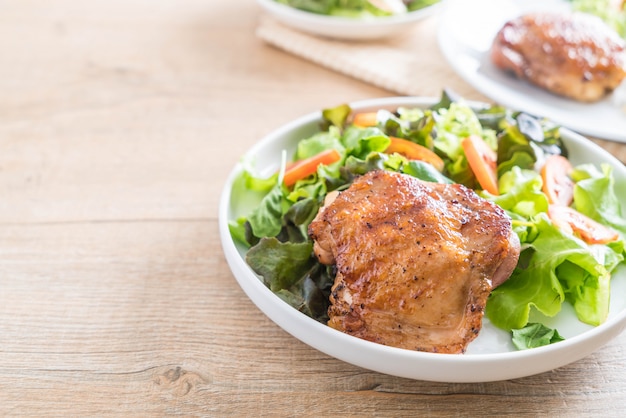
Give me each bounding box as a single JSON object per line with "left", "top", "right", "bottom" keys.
{"left": 2, "top": 0, "right": 626, "bottom": 415}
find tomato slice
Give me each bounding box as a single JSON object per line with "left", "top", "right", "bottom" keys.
{"left": 548, "top": 205, "right": 619, "bottom": 244}
{"left": 461, "top": 135, "right": 499, "bottom": 195}
{"left": 541, "top": 155, "right": 574, "bottom": 206}
{"left": 352, "top": 112, "right": 378, "bottom": 127}
{"left": 283, "top": 149, "right": 342, "bottom": 187}
{"left": 385, "top": 136, "right": 445, "bottom": 172}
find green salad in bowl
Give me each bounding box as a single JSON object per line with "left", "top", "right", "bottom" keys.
{"left": 229, "top": 90, "right": 626, "bottom": 352}
{"left": 257, "top": 0, "right": 442, "bottom": 40}
{"left": 274, "top": 0, "right": 441, "bottom": 18}
{"left": 220, "top": 91, "right": 626, "bottom": 381}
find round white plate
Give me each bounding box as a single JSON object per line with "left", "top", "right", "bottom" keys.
{"left": 437, "top": 0, "right": 626, "bottom": 143}
{"left": 257, "top": 0, "right": 443, "bottom": 40}
{"left": 219, "top": 96, "right": 626, "bottom": 382}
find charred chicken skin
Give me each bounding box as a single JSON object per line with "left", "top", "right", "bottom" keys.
{"left": 491, "top": 12, "right": 626, "bottom": 102}
{"left": 308, "top": 170, "right": 520, "bottom": 354}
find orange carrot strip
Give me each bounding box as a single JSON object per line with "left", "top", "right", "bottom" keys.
{"left": 385, "top": 136, "right": 444, "bottom": 172}
{"left": 352, "top": 112, "right": 378, "bottom": 127}
{"left": 462, "top": 134, "right": 499, "bottom": 195}
{"left": 283, "top": 149, "right": 341, "bottom": 187}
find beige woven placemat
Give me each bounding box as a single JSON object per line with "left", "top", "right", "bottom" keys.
{"left": 255, "top": 14, "right": 467, "bottom": 98}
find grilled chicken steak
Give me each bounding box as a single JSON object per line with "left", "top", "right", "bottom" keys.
{"left": 491, "top": 12, "right": 626, "bottom": 102}
{"left": 308, "top": 170, "right": 520, "bottom": 353}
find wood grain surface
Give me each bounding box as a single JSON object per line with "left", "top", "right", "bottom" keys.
{"left": 1, "top": 0, "right": 626, "bottom": 416}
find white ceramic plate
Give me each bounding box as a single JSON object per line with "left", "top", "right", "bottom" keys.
{"left": 437, "top": 0, "right": 626, "bottom": 143}
{"left": 219, "top": 96, "right": 626, "bottom": 382}
{"left": 257, "top": 0, "right": 443, "bottom": 40}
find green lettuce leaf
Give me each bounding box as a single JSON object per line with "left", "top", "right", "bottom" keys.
{"left": 341, "top": 126, "right": 390, "bottom": 159}
{"left": 277, "top": 197, "right": 320, "bottom": 243}
{"left": 486, "top": 214, "right": 620, "bottom": 330}
{"left": 434, "top": 102, "right": 489, "bottom": 160}
{"left": 511, "top": 323, "right": 565, "bottom": 350}
{"left": 496, "top": 113, "right": 566, "bottom": 177}
{"left": 246, "top": 237, "right": 315, "bottom": 292}
{"left": 275, "top": 263, "right": 335, "bottom": 323}
{"left": 406, "top": 0, "right": 441, "bottom": 11}
{"left": 402, "top": 160, "right": 453, "bottom": 184}
{"left": 247, "top": 184, "right": 286, "bottom": 239}
{"left": 572, "top": 163, "right": 626, "bottom": 240}
{"left": 295, "top": 126, "right": 345, "bottom": 160}
{"left": 322, "top": 103, "right": 351, "bottom": 128}
{"left": 433, "top": 101, "right": 496, "bottom": 187}
{"left": 228, "top": 217, "right": 248, "bottom": 247}
{"left": 491, "top": 167, "right": 548, "bottom": 218}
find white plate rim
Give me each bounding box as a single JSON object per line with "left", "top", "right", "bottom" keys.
{"left": 219, "top": 95, "right": 626, "bottom": 382}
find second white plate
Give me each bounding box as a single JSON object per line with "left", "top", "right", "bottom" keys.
{"left": 437, "top": 0, "right": 626, "bottom": 143}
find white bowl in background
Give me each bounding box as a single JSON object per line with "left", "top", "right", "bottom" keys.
{"left": 257, "top": 0, "right": 443, "bottom": 40}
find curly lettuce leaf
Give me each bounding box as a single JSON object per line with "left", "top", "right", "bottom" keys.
{"left": 295, "top": 126, "right": 345, "bottom": 160}
{"left": 433, "top": 101, "right": 496, "bottom": 186}
{"left": 228, "top": 217, "right": 249, "bottom": 247}
{"left": 275, "top": 263, "right": 335, "bottom": 323}
{"left": 434, "top": 101, "right": 490, "bottom": 159}
{"left": 246, "top": 237, "right": 315, "bottom": 291}
{"left": 247, "top": 184, "right": 286, "bottom": 239}
{"left": 275, "top": 0, "right": 334, "bottom": 15}
{"left": 322, "top": 103, "right": 351, "bottom": 129}
{"left": 403, "top": 160, "right": 453, "bottom": 184}
{"left": 247, "top": 239, "right": 334, "bottom": 323}
{"left": 341, "top": 126, "right": 390, "bottom": 159}
{"left": 406, "top": 0, "right": 440, "bottom": 11}
{"left": 496, "top": 113, "right": 566, "bottom": 177}
{"left": 383, "top": 107, "right": 436, "bottom": 149}
{"left": 243, "top": 189, "right": 321, "bottom": 245}
{"left": 572, "top": 163, "right": 626, "bottom": 241}
{"left": 491, "top": 166, "right": 548, "bottom": 218}
{"left": 276, "top": 0, "right": 415, "bottom": 17}
{"left": 277, "top": 197, "right": 320, "bottom": 243}
{"left": 341, "top": 151, "right": 452, "bottom": 184}
{"left": 486, "top": 214, "right": 620, "bottom": 330}
{"left": 511, "top": 323, "right": 565, "bottom": 350}
{"left": 487, "top": 161, "right": 625, "bottom": 331}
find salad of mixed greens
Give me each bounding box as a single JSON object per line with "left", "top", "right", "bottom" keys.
{"left": 274, "top": 0, "right": 440, "bottom": 18}
{"left": 229, "top": 91, "right": 626, "bottom": 351}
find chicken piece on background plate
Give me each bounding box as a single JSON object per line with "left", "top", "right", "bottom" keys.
{"left": 491, "top": 12, "right": 626, "bottom": 102}
{"left": 308, "top": 170, "right": 520, "bottom": 354}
